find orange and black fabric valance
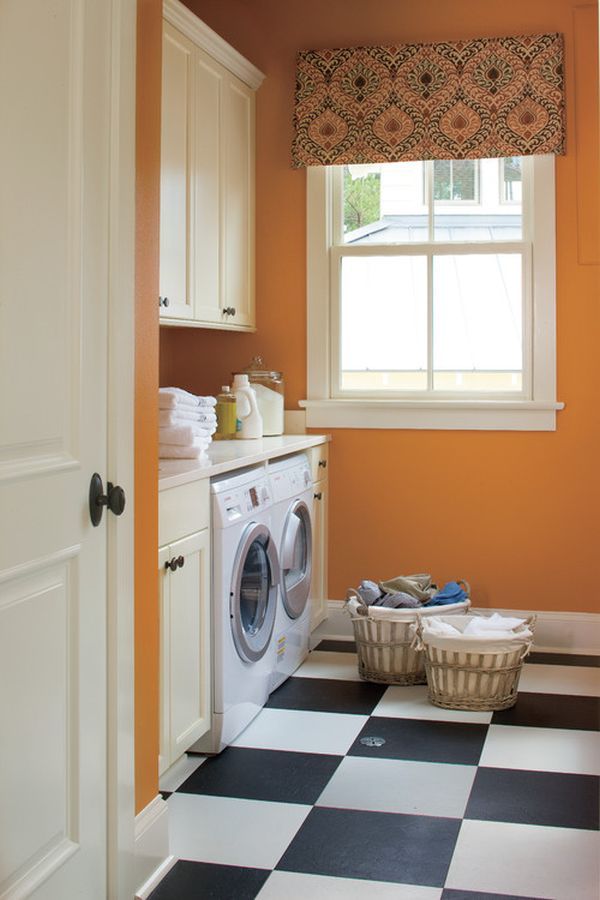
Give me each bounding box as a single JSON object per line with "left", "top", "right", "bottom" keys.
{"left": 292, "top": 33, "right": 565, "bottom": 167}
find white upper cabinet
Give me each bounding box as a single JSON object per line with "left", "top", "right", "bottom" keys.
{"left": 160, "top": 0, "right": 264, "bottom": 331}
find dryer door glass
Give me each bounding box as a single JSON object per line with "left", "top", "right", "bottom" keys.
{"left": 281, "top": 500, "right": 312, "bottom": 620}
{"left": 231, "top": 523, "right": 279, "bottom": 663}
{"left": 240, "top": 540, "right": 269, "bottom": 635}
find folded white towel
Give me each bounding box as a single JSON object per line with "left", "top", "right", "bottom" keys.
{"left": 160, "top": 425, "right": 215, "bottom": 445}
{"left": 158, "top": 406, "right": 217, "bottom": 425}
{"left": 159, "top": 408, "right": 217, "bottom": 427}
{"left": 159, "top": 441, "right": 209, "bottom": 459}
{"left": 159, "top": 387, "right": 217, "bottom": 410}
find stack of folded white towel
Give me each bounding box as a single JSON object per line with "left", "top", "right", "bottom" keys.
{"left": 159, "top": 387, "right": 217, "bottom": 459}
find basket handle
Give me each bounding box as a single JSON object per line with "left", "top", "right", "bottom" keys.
{"left": 457, "top": 579, "right": 471, "bottom": 598}
{"left": 410, "top": 614, "right": 425, "bottom": 652}
{"left": 344, "top": 588, "right": 367, "bottom": 618}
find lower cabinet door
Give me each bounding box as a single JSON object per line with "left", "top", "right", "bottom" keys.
{"left": 310, "top": 478, "right": 328, "bottom": 631}
{"left": 159, "top": 528, "right": 211, "bottom": 773}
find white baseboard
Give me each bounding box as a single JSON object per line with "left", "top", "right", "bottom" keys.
{"left": 313, "top": 600, "right": 600, "bottom": 655}
{"left": 134, "top": 795, "right": 176, "bottom": 899}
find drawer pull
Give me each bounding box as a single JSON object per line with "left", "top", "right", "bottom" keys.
{"left": 318, "top": 459, "right": 327, "bottom": 468}
{"left": 314, "top": 492, "right": 322, "bottom": 500}
{"left": 165, "top": 555, "right": 185, "bottom": 572}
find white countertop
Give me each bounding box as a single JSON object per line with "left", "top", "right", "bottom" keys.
{"left": 158, "top": 434, "right": 329, "bottom": 490}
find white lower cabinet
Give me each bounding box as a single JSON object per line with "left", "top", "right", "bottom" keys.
{"left": 159, "top": 483, "right": 211, "bottom": 775}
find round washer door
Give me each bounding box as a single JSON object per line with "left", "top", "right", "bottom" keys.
{"left": 230, "top": 522, "right": 279, "bottom": 663}
{"left": 280, "top": 500, "right": 312, "bottom": 620}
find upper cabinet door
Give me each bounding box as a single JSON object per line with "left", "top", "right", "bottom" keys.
{"left": 160, "top": 2, "right": 264, "bottom": 331}
{"left": 160, "top": 23, "right": 194, "bottom": 320}
{"left": 192, "top": 48, "right": 223, "bottom": 326}
{"left": 223, "top": 76, "right": 255, "bottom": 330}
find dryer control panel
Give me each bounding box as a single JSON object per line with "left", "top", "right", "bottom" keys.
{"left": 269, "top": 454, "right": 311, "bottom": 503}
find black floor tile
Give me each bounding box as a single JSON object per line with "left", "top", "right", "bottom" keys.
{"left": 492, "top": 692, "right": 600, "bottom": 731}
{"left": 176, "top": 746, "right": 342, "bottom": 805}
{"left": 528, "top": 651, "right": 600, "bottom": 667}
{"left": 276, "top": 806, "right": 460, "bottom": 886}
{"left": 148, "top": 860, "right": 269, "bottom": 900}
{"left": 465, "top": 767, "right": 600, "bottom": 830}
{"left": 313, "top": 639, "right": 357, "bottom": 653}
{"left": 266, "top": 675, "right": 385, "bottom": 714}
{"left": 442, "top": 890, "right": 543, "bottom": 899}
{"left": 348, "top": 716, "right": 488, "bottom": 765}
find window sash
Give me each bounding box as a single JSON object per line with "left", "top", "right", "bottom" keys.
{"left": 330, "top": 242, "right": 532, "bottom": 401}
{"left": 330, "top": 161, "right": 532, "bottom": 401}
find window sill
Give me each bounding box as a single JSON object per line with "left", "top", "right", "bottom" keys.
{"left": 299, "top": 399, "right": 565, "bottom": 431}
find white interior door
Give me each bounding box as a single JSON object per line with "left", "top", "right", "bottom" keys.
{"left": 0, "top": 1, "right": 131, "bottom": 896}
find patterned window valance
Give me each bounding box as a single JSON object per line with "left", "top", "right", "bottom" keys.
{"left": 292, "top": 33, "right": 565, "bottom": 167}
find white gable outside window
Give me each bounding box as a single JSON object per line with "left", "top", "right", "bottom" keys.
{"left": 301, "top": 155, "right": 563, "bottom": 431}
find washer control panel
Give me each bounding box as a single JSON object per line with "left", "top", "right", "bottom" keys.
{"left": 212, "top": 475, "right": 271, "bottom": 528}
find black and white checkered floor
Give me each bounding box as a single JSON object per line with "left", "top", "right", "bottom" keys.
{"left": 152, "top": 641, "right": 600, "bottom": 900}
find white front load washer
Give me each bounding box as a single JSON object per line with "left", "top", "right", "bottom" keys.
{"left": 192, "top": 465, "right": 279, "bottom": 754}
{"left": 269, "top": 453, "right": 313, "bottom": 692}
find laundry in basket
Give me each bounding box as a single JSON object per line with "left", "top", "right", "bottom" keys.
{"left": 412, "top": 613, "right": 535, "bottom": 711}
{"left": 344, "top": 576, "right": 471, "bottom": 685}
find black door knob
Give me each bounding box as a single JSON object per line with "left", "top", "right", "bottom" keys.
{"left": 89, "top": 473, "right": 127, "bottom": 527}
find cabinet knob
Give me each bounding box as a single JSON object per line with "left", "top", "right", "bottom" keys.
{"left": 159, "top": 296, "right": 170, "bottom": 308}
{"left": 165, "top": 555, "right": 185, "bottom": 572}
{"left": 314, "top": 491, "right": 322, "bottom": 500}
{"left": 318, "top": 459, "right": 327, "bottom": 468}
{"left": 222, "top": 306, "right": 236, "bottom": 316}
{"left": 177, "top": 555, "right": 185, "bottom": 569}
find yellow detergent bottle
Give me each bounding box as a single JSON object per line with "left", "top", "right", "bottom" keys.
{"left": 214, "top": 385, "right": 237, "bottom": 440}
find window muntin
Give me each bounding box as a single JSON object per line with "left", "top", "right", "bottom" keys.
{"left": 500, "top": 157, "right": 523, "bottom": 204}
{"left": 333, "top": 157, "right": 531, "bottom": 399}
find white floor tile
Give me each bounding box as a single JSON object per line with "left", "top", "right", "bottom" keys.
{"left": 257, "top": 871, "right": 442, "bottom": 899}
{"left": 316, "top": 756, "right": 476, "bottom": 818}
{"left": 231, "top": 708, "right": 368, "bottom": 755}
{"left": 372, "top": 685, "right": 492, "bottom": 724}
{"left": 446, "top": 819, "right": 600, "bottom": 900}
{"left": 167, "top": 792, "right": 310, "bottom": 869}
{"left": 479, "top": 724, "right": 600, "bottom": 775}
{"left": 519, "top": 663, "right": 600, "bottom": 696}
{"left": 158, "top": 753, "right": 206, "bottom": 793}
{"left": 294, "top": 650, "right": 361, "bottom": 681}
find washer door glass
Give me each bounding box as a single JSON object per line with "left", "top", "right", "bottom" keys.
{"left": 231, "top": 523, "right": 279, "bottom": 662}
{"left": 281, "top": 500, "right": 312, "bottom": 620}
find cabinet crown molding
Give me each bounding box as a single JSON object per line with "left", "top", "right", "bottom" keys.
{"left": 164, "top": 0, "right": 265, "bottom": 89}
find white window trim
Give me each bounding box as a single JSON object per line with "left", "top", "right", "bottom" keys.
{"left": 301, "top": 154, "right": 563, "bottom": 431}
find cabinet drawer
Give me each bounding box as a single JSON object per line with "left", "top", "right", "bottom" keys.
{"left": 159, "top": 479, "right": 210, "bottom": 546}
{"left": 309, "top": 443, "right": 329, "bottom": 483}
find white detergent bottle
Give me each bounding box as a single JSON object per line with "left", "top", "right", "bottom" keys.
{"left": 232, "top": 374, "right": 263, "bottom": 439}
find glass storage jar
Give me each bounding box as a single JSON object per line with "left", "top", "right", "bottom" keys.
{"left": 234, "top": 356, "right": 284, "bottom": 435}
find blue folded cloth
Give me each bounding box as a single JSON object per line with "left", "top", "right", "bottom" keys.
{"left": 424, "top": 581, "right": 467, "bottom": 607}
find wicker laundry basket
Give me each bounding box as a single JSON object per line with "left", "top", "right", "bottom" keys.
{"left": 413, "top": 614, "right": 536, "bottom": 711}
{"left": 344, "top": 586, "right": 471, "bottom": 685}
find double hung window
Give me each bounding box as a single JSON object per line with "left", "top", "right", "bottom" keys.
{"left": 304, "top": 154, "right": 561, "bottom": 430}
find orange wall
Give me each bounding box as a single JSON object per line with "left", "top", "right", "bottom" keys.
{"left": 161, "top": 0, "right": 599, "bottom": 615}
{"left": 135, "top": 0, "right": 161, "bottom": 814}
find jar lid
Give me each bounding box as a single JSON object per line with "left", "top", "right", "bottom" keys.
{"left": 234, "top": 355, "right": 283, "bottom": 379}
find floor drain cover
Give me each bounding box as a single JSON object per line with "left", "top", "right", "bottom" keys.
{"left": 360, "top": 736, "right": 386, "bottom": 748}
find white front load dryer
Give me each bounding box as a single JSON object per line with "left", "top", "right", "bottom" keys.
{"left": 269, "top": 453, "right": 313, "bottom": 692}
{"left": 191, "top": 465, "right": 280, "bottom": 754}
